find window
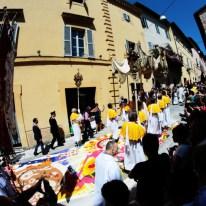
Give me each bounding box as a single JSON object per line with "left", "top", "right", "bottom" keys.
{"left": 165, "top": 30, "right": 170, "bottom": 40}
{"left": 72, "top": 0, "right": 84, "bottom": 3}
{"left": 148, "top": 42, "right": 153, "bottom": 50}
{"left": 126, "top": 40, "right": 135, "bottom": 52}
{"left": 140, "top": 17, "right": 148, "bottom": 28}
{"left": 123, "top": 13, "right": 130, "bottom": 22}
{"left": 64, "top": 26, "right": 94, "bottom": 57}
{"left": 155, "top": 24, "right": 160, "bottom": 34}
{"left": 72, "top": 28, "right": 84, "bottom": 57}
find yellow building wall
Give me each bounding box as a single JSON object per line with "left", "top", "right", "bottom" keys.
{"left": 0, "top": 0, "right": 109, "bottom": 59}
{"left": 14, "top": 63, "right": 111, "bottom": 147}
{"left": 108, "top": 2, "right": 152, "bottom": 97}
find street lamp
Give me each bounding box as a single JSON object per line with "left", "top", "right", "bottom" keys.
{"left": 74, "top": 69, "right": 83, "bottom": 111}
{"left": 160, "top": 15, "right": 167, "bottom": 20}
{"left": 130, "top": 72, "right": 139, "bottom": 112}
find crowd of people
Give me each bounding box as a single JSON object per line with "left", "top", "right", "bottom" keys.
{"left": 1, "top": 82, "right": 206, "bottom": 206}
{"left": 93, "top": 82, "right": 206, "bottom": 206}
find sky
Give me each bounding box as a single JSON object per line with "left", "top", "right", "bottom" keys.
{"left": 128, "top": 0, "right": 206, "bottom": 54}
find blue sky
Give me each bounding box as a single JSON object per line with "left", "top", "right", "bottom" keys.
{"left": 128, "top": 0, "right": 206, "bottom": 54}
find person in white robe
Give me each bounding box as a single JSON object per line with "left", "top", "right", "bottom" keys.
{"left": 177, "top": 85, "right": 185, "bottom": 104}
{"left": 120, "top": 112, "right": 146, "bottom": 171}
{"left": 172, "top": 88, "right": 179, "bottom": 105}
{"left": 106, "top": 103, "right": 119, "bottom": 140}
{"left": 147, "top": 99, "right": 162, "bottom": 135}
{"left": 70, "top": 108, "right": 83, "bottom": 147}
{"left": 94, "top": 141, "right": 122, "bottom": 206}
{"left": 162, "top": 91, "right": 171, "bottom": 128}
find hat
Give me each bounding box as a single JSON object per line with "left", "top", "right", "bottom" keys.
{"left": 72, "top": 108, "right": 77, "bottom": 113}
{"left": 50, "top": 111, "right": 56, "bottom": 115}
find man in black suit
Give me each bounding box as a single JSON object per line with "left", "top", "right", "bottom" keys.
{"left": 49, "top": 111, "right": 64, "bottom": 149}
{"left": 32, "top": 118, "right": 45, "bottom": 156}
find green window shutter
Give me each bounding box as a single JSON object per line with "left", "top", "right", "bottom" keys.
{"left": 64, "top": 26, "right": 71, "bottom": 56}
{"left": 87, "top": 29, "right": 94, "bottom": 57}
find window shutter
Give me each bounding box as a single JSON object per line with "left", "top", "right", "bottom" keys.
{"left": 155, "top": 25, "right": 160, "bottom": 34}
{"left": 140, "top": 17, "right": 148, "bottom": 28}
{"left": 125, "top": 40, "right": 129, "bottom": 52}
{"left": 64, "top": 26, "right": 71, "bottom": 56}
{"left": 12, "top": 23, "right": 19, "bottom": 44}
{"left": 87, "top": 29, "right": 94, "bottom": 57}
{"left": 148, "top": 42, "right": 153, "bottom": 50}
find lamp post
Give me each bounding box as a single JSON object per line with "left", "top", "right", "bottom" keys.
{"left": 74, "top": 69, "right": 83, "bottom": 111}
{"left": 131, "top": 72, "right": 138, "bottom": 112}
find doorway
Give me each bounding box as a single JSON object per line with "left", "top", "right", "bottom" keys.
{"left": 65, "top": 87, "right": 96, "bottom": 124}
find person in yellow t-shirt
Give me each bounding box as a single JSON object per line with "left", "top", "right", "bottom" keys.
{"left": 120, "top": 111, "right": 145, "bottom": 171}
{"left": 70, "top": 108, "right": 82, "bottom": 147}
{"left": 107, "top": 103, "right": 119, "bottom": 140}
{"left": 147, "top": 98, "right": 162, "bottom": 135}
{"left": 162, "top": 90, "right": 171, "bottom": 106}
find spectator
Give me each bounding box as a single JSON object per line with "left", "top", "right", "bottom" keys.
{"left": 129, "top": 133, "right": 171, "bottom": 206}
{"left": 101, "top": 180, "right": 129, "bottom": 206}
{"left": 171, "top": 123, "right": 192, "bottom": 171}
{"left": 168, "top": 124, "right": 198, "bottom": 205}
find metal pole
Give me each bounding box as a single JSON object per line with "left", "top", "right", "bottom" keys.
{"left": 134, "top": 80, "right": 138, "bottom": 112}
{"left": 77, "top": 87, "right": 80, "bottom": 111}
{"left": 126, "top": 75, "right": 130, "bottom": 100}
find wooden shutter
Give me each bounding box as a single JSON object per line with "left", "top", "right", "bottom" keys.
{"left": 87, "top": 29, "right": 94, "bottom": 57}
{"left": 64, "top": 26, "right": 71, "bottom": 56}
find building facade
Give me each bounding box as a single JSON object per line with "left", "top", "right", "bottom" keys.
{"left": 0, "top": 0, "right": 149, "bottom": 147}
{"left": 1, "top": 0, "right": 204, "bottom": 148}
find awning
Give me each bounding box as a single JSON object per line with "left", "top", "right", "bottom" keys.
{"left": 0, "top": 9, "right": 25, "bottom": 22}
{"left": 62, "top": 12, "right": 95, "bottom": 29}
{"left": 112, "top": 59, "right": 130, "bottom": 74}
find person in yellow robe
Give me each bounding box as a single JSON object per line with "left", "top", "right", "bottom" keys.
{"left": 120, "top": 111, "right": 146, "bottom": 171}
{"left": 70, "top": 108, "right": 82, "bottom": 147}
{"left": 122, "top": 101, "right": 131, "bottom": 122}
{"left": 106, "top": 103, "right": 119, "bottom": 140}
{"left": 162, "top": 90, "right": 171, "bottom": 128}
{"left": 138, "top": 101, "right": 148, "bottom": 126}
{"left": 147, "top": 98, "right": 162, "bottom": 135}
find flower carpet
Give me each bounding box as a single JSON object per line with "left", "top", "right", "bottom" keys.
{"left": 13, "top": 131, "right": 169, "bottom": 205}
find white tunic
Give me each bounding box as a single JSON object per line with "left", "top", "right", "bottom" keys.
{"left": 94, "top": 152, "right": 122, "bottom": 206}
{"left": 147, "top": 114, "right": 162, "bottom": 135}
{"left": 173, "top": 92, "right": 179, "bottom": 105}
{"left": 178, "top": 87, "right": 185, "bottom": 103}
{"left": 72, "top": 123, "right": 82, "bottom": 142}
{"left": 72, "top": 114, "right": 83, "bottom": 143}
{"left": 124, "top": 125, "right": 145, "bottom": 171}
{"left": 110, "top": 119, "right": 119, "bottom": 140}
